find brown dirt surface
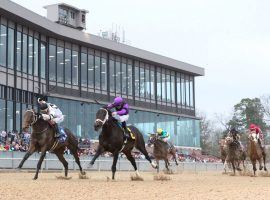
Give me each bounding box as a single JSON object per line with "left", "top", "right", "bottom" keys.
{"left": 0, "top": 170, "right": 269, "bottom": 200}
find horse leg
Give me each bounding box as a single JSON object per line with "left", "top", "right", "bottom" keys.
{"left": 111, "top": 152, "right": 119, "bottom": 180}
{"left": 123, "top": 150, "right": 142, "bottom": 178}
{"left": 69, "top": 146, "right": 84, "bottom": 174}
{"left": 252, "top": 160, "right": 257, "bottom": 176}
{"left": 165, "top": 159, "right": 170, "bottom": 172}
{"left": 259, "top": 158, "right": 263, "bottom": 170}
{"left": 90, "top": 145, "right": 104, "bottom": 165}
{"left": 173, "top": 152, "right": 179, "bottom": 166}
{"left": 55, "top": 152, "right": 69, "bottom": 177}
{"left": 231, "top": 161, "right": 236, "bottom": 175}
{"left": 17, "top": 144, "right": 36, "bottom": 169}
{"left": 263, "top": 152, "right": 267, "bottom": 171}
{"left": 33, "top": 150, "right": 47, "bottom": 180}
{"left": 136, "top": 144, "right": 157, "bottom": 169}
{"left": 156, "top": 160, "right": 160, "bottom": 173}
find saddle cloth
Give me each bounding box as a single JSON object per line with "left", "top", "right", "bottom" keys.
{"left": 117, "top": 122, "right": 135, "bottom": 140}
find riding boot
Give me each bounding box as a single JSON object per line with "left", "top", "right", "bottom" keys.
{"left": 54, "top": 123, "right": 61, "bottom": 138}
{"left": 122, "top": 121, "right": 130, "bottom": 141}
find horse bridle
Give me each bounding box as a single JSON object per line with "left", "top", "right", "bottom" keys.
{"left": 25, "top": 110, "right": 49, "bottom": 133}
{"left": 25, "top": 109, "right": 39, "bottom": 126}
{"left": 95, "top": 108, "right": 109, "bottom": 126}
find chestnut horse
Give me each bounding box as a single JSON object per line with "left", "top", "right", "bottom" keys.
{"left": 248, "top": 133, "right": 267, "bottom": 176}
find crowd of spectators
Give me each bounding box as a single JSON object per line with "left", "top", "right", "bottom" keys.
{"left": 0, "top": 130, "right": 30, "bottom": 152}
{"left": 0, "top": 131, "right": 221, "bottom": 163}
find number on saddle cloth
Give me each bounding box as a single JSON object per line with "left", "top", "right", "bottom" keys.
{"left": 116, "top": 122, "right": 135, "bottom": 140}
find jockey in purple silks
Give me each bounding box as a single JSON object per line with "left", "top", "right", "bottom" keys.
{"left": 107, "top": 96, "right": 131, "bottom": 140}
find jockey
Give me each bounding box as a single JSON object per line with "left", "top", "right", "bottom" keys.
{"left": 156, "top": 128, "right": 171, "bottom": 143}
{"left": 249, "top": 124, "right": 264, "bottom": 149}
{"left": 38, "top": 98, "right": 64, "bottom": 138}
{"left": 229, "top": 127, "right": 243, "bottom": 151}
{"left": 106, "top": 96, "right": 130, "bottom": 140}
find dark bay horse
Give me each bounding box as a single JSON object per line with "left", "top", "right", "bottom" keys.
{"left": 18, "top": 109, "right": 85, "bottom": 180}
{"left": 148, "top": 133, "right": 178, "bottom": 173}
{"left": 248, "top": 133, "right": 267, "bottom": 176}
{"left": 90, "top": 108, "right": 157, "bottom": 180}
{"left": 225, "top": 136, "right": 246, "bottom": 175}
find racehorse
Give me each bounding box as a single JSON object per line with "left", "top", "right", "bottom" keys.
{"left": 225, "top": 135, "right": 246, "bottom": 175}
{"left": 90, "top": 107, "right": 157, "bottom": 180}
{"left": 148, "top": 133, "right": 178, "bottom": 173}
{"left": 248, "top": 133, "right": 267, "bottom": 176}
{"left": 219, "top": 139, "right": 230, "bottom": 173}
{"left": 18, "top": 109, "right": 85, "bottom": 180}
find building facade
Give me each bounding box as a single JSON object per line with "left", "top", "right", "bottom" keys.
{"left": 0, "top": 0, "right": 204, "bottom": 148}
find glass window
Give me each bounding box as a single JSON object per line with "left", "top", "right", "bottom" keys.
{"left": 7, "top": 101, "right": 13, "bottom": 131}
{"left": 140, "top": 64, "right": 145, "bottom": 99}
{"left": 127, "top": 61, "right": 133, "bottom": 96}
{"left": 28, "top": 36, "right": 33, "bottom": 75}
{"left": 16, "top": 102, "right": 21, "bottom": 132}
{"left": 72, "top": 50, "right": 78, "bottom": 85}
{"left": 162, "top": 70, "right": 166, "bottom": 102}
{"left": 0, "top": 25, "right": 7, "bottom": 67}
{"left": 49, "top": 44, "right": 56, "bottom": 81}
{"left": 22, "top": 34, "right": 27, "bottom": 73}
{"left": 177, "top": 74, "right": 181, "bottom": 105}
{"left": 121, "top": 61, "right": 127, "bottom": 95}
{"left": 190, "top": 77, "right": 194, "bottom": 107}
{"left": 0, "top": 99, "right": 5, "bottom": 131}
{"left": 157, "top": 70, "right": 162, "bottom": 101}
{"left": 145, "top": 67, "right": 150, "bottom": 99}
{"left": 101, "top": 57, "right": 107, "bottom": 91}
{"left": 65, "top": 48, "right": 71, "bottom": 84}
{"left": 57, "top": 46, "right": 64, "bottom": 83}
{"left": 171, "top": 73, "right": 175, "bottom": 104}
{"left": 94, "top": 55, "right": 101, "bottom": 90}
{"left": 109, "top": 58, "right": 115, "bottom": 92}
{"left": 81, "top": 52, "right": 87, "bottom": 87}
{"left": 134, "top": 64, "right": 139, "bottom": 97}
{"left": 186, "top": 75, "right": 190, "bottom": 107}
{"left": 150, "top": 68, "right": 155, "bottom": 100}
{"left": 16, "top": 32, "right": 22, "bottom": 71}
{"left": 8, "top": 28, "right": 14, "bottom": 69}
{"left": 88, "top": 54, "right": 94, "bottom": 88}
{"left": 40, "top": 43, "right": 46, "bottom": 79}
{"left": 181, "top": 74, "right": 186, "bottom": 106}
{"left": 166, "top": 73, "right": 171, "bottom": 103}
{"left": 115, "top": 61, "right": 121, "bottom": 93}
{"left": 34, "top": 38, "right": 38, "bottom": 76}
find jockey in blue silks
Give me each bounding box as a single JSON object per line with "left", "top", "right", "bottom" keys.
{"left": 107, "top": 96, "right": 131, "bottom": 140}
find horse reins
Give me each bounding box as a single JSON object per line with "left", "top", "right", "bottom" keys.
{"left": 25, "top": 110, "right": 49, "bottom": 134}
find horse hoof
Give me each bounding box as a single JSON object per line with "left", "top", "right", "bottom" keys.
{"left": 33, "top": 177, "right": 38, "bottom": 180}
{"left": 259, "top": 166, "right": 263, "bottom": 170}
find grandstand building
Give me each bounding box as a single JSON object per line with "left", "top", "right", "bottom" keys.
{"left": 0, "top": 0, "right": 204, "bottom": 149}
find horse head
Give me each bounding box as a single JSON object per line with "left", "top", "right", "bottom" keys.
{"left": 94, "top": 107, "right": 111, "bottom": 131}
{"left": 147, "top": 133, "right": 157, "bottom": 146}
{"left": 22, "top": 109, "right": 39, "bottom": 132}
{"left": 248, "top": 133, "right": 259, "bottom": 144}
{"left": 225, "top": 135, "right": 234, "bottom": 145}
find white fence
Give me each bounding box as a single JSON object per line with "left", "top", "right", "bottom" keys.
{"left": 0, "top": 151, "right": 225, "bottom": 172}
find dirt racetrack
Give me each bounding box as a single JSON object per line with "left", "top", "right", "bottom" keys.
{"left": 0, "top": 170, "right": 270, "bottom": 200}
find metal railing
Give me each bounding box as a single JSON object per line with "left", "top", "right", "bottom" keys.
{"left": 0, "top": 151, "right": 225, "bottom": 172}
